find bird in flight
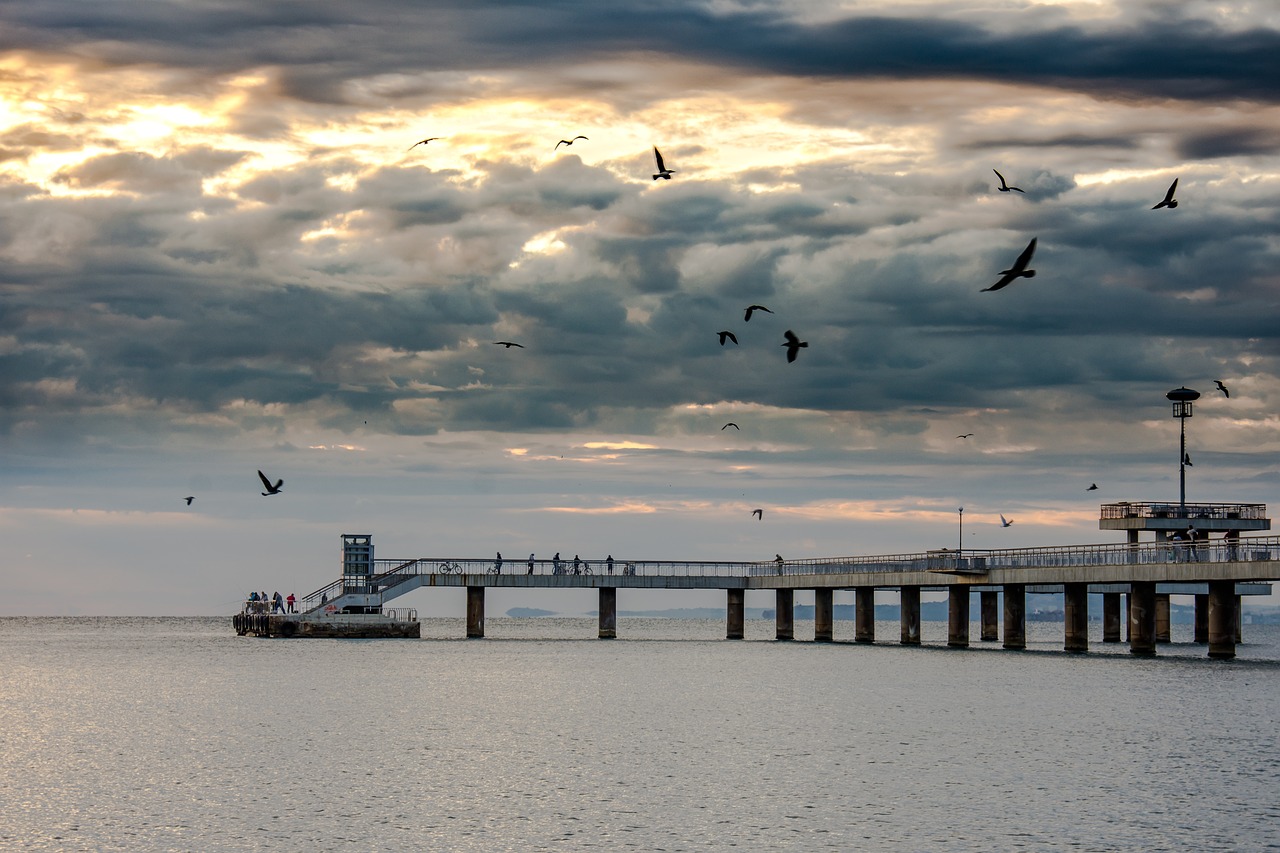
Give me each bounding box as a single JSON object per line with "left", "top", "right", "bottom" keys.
{"left": 258, "top": 470, "right": 284, "bottom": 496}
{"left": 555, "top": 136, "right": 588, "bottom": 149}
{"left": 722, "top": 422, "right": 740, "bottom": 430}
{"left": 957, "top": 433, "right": 974, "bottom": 439}
{"left": 652, "top": 147, "right": 675, "bottom": 180}
{"left": 752, "top": 508, "right": 763, "bottom": 519}
{"left": 781, "top": 330, "right": 808, "bottom": 363}
{"left": 1184, "top": 452, "right": 1193, "bottom": 467}
{"left": 993, "top": 170, "right": 1023, "bottom": 193}
{"left": 1214, "top": 379, "right": 1230, "bottom": 398}
{"left": 1000, "top": 514, "right": 1014, "bottom": 527}
{"left": 184, "top": 496, "right": 195, "bottom": 505}
{"left": 717, "top": 331, "right": 738, "bottom": 346}
{"left": 1152, "top": 178, "right": 1179, "bottom": 209}
{"left": 493, "top": 341, "right": 524, "bottom": 348}
{"left": 982, "top": 238, "right": 1037, "bottom": 292}
{"left": 743, "top": 304, "right": 772, "bottom": 322}
{"left": 1087, "top": 483, "right": 1098, "bottom": 491}
{"left": 408, "top": 137, "right": 440, "bottom": 150}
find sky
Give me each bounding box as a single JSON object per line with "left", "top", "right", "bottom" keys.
{"left": 2, "top": 0, "right": 1279, "bottom": 616}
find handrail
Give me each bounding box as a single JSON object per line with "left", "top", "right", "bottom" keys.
{"left": 1099, "top": 502, "right": 1267, "bottom": 521}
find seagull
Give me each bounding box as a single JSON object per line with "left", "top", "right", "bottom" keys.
{"left": 717, "top": 331, "right": 738, "bottom": 346}
{"left": 184, "top": 496, "right": 195, "bottom": 505}
{"left": 981, "top": 237, "right": 1037, "bottom": 292}
{"left": 1184, "top": 452, "right": 1193, "bottom": 467}
{"left": 258, "top": 470, "right": 284, "bottom": 496}
{"left": 493, "top": 341, "right": 524, "bottom": 348}
{"left": 1087, "top": 483, "right": 1098, "bottom": 491}
{"left": 652, "top": 146, "right": 675, "bottom": 180}
{"left": 752, "top": 509, "right": 763, "bottom": 519}
{"left": 994, "top": 169, "right": 1024, "bottom": 193}
{"left": 1214, "top": 379, "right": 1230, "bottom": 398}
{"left": 1152, "top": 178, "right": 1178, "bottom": 209}
{"left": 722, "top": 422, "right": 740, "bottom": 430}
{"left": 408, "top": 137, "right": 440, "bottom": 150}
{"left": 957, "top": 433, "right": 974, "bottom": 439}
{"left": 781, "top": 329, "right": 808, "bottom": 363}
{"left": 743, "top": 304, "right": 772, "bottom": 322}
{"left": 1000, "top": 514, "right": 1014, "bottom": 527}
{"left": 555, "top": 136, "right": 588, "bottom": 149}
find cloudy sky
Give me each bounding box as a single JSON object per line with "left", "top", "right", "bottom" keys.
{"left": 3, "top": 0, "right": 1279, "bottom": 616}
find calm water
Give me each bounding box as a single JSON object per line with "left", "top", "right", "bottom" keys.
{"left": 2, "top": 616, "right": 1278, "bottom": 851}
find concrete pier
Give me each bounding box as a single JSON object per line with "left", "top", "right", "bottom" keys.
{"left": 599, "top": 587, "right": 617, "bottom": 639}
{"left": 1003, "top": 584, "right": 1025, "bottom": 650}
{"left": 1064, "top": 583, "right": 1088, "bottom": 653}
{"left": 775, "top": 589, "right": 794, "bottom": 640}
{"left": 1129, "top": 582, "right": 1156, "bottom": 656}
{"left": 948, "top": 587, "right": 969, "bottom": 648}
{"left": 1155, "top": 593, "right": 1171, "bottom": 643}
{"left": 1102, "top": 592, "right": 1122, "bottom": 643}
{"left": 814, "top": 588, "right": 834, "bottom": 642}
{"left": 900, "top": 586, "right": 921, "bottom": 645}
{"left": 980, "top": 591, "right": 999, "bottom": 642}
{"left": 466, "top": 585, "right": 485, "bottom": 638}
{"left": 1194, "top": 594, "right": 1208, "bottom": 644}
{"left": 726, "top": 589, "right": 745, "bottom": 640}
{"left": 1208, "top": 581, "right": 1237, "bottom": 659}
{"left": 855, "top": 587, "right": 875, "bottom": 643}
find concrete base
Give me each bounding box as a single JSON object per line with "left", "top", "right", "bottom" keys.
{"left": 1003, "top": 584, "right": 1025, "bottom": 650}
{"left": 814, "top": 588, "right": 834, "bottom": 642}
{"left": 855, "top": 587, "right": 875, "bottom": 643}
{"left": 775, "top": 589, "right": 794, "bottom": 640}
{"left": 900, "top": 586, "right": 921, "bottom": 645}
{"left": 599, "top": 587, "right": 617, "bottom": 639}
{"left": 948, "top": 587, "right": 969, "bottom": 648}
{"left": 726, "top": 589, "right": 745, "bottom": 640}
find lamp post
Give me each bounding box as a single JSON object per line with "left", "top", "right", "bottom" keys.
{"left": 1166, "top": 387, "right": 1200, "bottom": 517}
{"left": 958, "top": 507, "right": 964, "bottom": 554}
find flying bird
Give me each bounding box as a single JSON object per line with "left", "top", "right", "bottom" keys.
{"left": 1087, "top": 483, "right": 1098, "bottom": 491}
{"left": 957, "top": 433, "right": 974, "bottom": 439}
{"left": 1184, "top": 452, "right": 1193, "bottom": 467}
{"left": 993, "top": 169, "right": 1024, "bottom": 193}
{"left": 652, "top": 146, "right": 675, "bottom": 180}
{"left": 743, "top": 304, "right": 772, "bottom": 322}
{"left": 722, "top": 422, "right": 740, "bottom": 430}
{"left": 184, "top": 496, "right": 195, "bottom": 505}
{"left": 493, "top": 341, "right": 524, "bottom": 348}
{"left": 1000, "top": 514, "right": 1013, "bottom": 527}
{"left": 555, "top": 136, "right": 588, "bottom": 149}
{"left": 752, "top": 509, "right": 763, "bottom": 519}
{"left": 981, "top": 238, "right": 1037, "bottom": 292}
{"left": 258, "top": 470, "right": 284, "bottom": 496}
{"left": 781, "top": 329, "right": 808, "bottom": 363}
{"left": 1152, "top": 178, "right": 1179, "bottom": 209}
{"left": 1214, "top": 379, "right": 1230, "bottom": 398}
{"left": 408, "top": 137, "right": 440, "bottom": 150}
{"left": 717, "top": 330, "right": 738, "bottom": 346}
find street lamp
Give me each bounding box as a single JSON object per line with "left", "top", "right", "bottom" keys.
{"left": 1166, "top": 386, "right": 1200, "bottom": 517}
{"left": 958, "top": 507, "right": 964, "bottom": 553}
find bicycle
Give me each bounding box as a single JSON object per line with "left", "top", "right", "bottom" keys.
{"left": 439, "top": 561, "right": 464, "bottom": 574}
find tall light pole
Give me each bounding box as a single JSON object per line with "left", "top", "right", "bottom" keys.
{"left": 958, "top": 507, "right": 964, "bottom": 553}
{"left": 1166, "top": 387, "right": 1200, "bottom": 517}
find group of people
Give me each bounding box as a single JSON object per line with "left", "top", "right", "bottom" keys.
{"left": 246, "top": 590, "right": 296, "bottom": 614}
{"left": 481, "top": 552, "right": 639, "bottom": 575}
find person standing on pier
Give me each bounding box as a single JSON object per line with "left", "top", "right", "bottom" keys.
{"left": 606, "top": 555, "right": 614, "bottom": 574}
{"left": 286, "top": 592, "right": 296, "bottom": 613}
{"left": 528, "top": 553, "right": 535, "bottom": 574}
{"left": 553, "top": 552, "right": 562, "bottom": 574}
{"left": 573, "top": 555, "right": 581, "bottom": 574}
{"left": 494, "top": 552, "right": 503, "bottom": 573}
{"left": 272, "top": 591, "right": 284, "bottom": 614}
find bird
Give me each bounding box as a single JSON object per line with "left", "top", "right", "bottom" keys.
{"left": 1184, "top": 452, "right": 1193, "bottom": 467}
{"left": 722, "top": 422, "right": 740, "bottom": 430}
{"left": 1152, "top": 178, "right": 1179, "bottom": 209}
{"left": 408, "top": 137, "right": 440, "bottom": 150}
{"left": 993, "top": 169, "right": 1024, "bottom": 193}
{"left": 957, "top": 433, "right": 974, "bottom": 439}
{"left": 717, "top": 331, "right": 738, "bottom": 346}
{"left": 752, "top": 509, "right": 763, "bottom": 519}
{"left": 1214, "top": 379, "right": 1230, "bottom": 398}
{"left": 555, "top": 136, "right": 588, "bottom": 149}
{"left": 652, "top": 146, "right": 675, "bottom": 180}
{"left": 1087, "top": 483, "right": 1098, "bottom": 491}
{"left": 781, "top": 329, "right": 808, "bottom": 363}
{"left": 258, "top": 470, "right": 284, "bottom": 496}
{"left": 743, "top": 304, "right": 772, "bottom": 322}
{"left": 981, "top": 237, "right": 1037, "bottom": 292}
{"left": 1000, "top": 514, "right": 1014, "bottom": 527}
{"left": 184, "top": 496, "right": 195, "bottom": 505}
{"left": 493, "top": 341, "right": 524, "bottom": 348}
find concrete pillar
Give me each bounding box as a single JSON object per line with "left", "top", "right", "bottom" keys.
{"left": 1003, "top": 583, "right": 1025, "bottom": 650}
{"left": 1194, "top": 594, "right": 1208, "bottom": 644}
{"left": 814, "top": 588, "right": 834, "bottom": 642}
{"left": 1129, "top": 582, "right": 1156, "bottom": 656}
{"left": 1103, "top": 592, "right": 1122, "bottom": 643}
{"left": 599, "top": 587, "right": 617, "bottom": 639}
{"left": 1064, "top": 583, "right": 1088, "bottom": 653}
{"left": 1123, "top": 594, "right": 1130, "bottom": 642}
{"left": 1208, "top": 581, "right": 1237, "bottom": 659}
{"left": 980, "top": 591, "right": 999, "bottom": 642}
{"left": 947, "top": 587, "right": 969, "bottom": 648}
{"left": 855, "top": 587, "right": 875, "bottom": 644}
{"left": 1155, "top": 593, "right": 1171, "bottom": 643}
{"left": 1236, "top": 595, "right": 1243, "bottom": 643}
{"left": 466, "top": 585, "right": 485, "bottom": 638}
{"left": 775, "top": 589, "right": 794, "bottom": 641}
{"left": 900, "top": 586, "right": 921, "bottom": 645}
{"left": 726, "top": 589, "right": 745, "bottom": 640}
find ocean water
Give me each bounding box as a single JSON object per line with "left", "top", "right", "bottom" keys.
{"left": 2, "top": 616, "right": 1278, "bottom": 851}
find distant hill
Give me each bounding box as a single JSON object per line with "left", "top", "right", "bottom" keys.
{"left": 506, "top": 607, "right": 558, "bottom": 618}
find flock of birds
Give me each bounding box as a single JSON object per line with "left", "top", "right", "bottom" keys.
{"left": 181, "top": 137, "right": 1232, "bottom": 534}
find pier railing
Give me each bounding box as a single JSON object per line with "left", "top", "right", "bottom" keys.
{"left": 1099, "top": 501, "right": 1267, "bottom": 521}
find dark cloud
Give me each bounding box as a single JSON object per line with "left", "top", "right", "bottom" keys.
{"left": 1176, "top": 128, "right": 1280, "bottom": 159}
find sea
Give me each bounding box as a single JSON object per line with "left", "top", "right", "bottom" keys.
{"left": 2, "top": 616, "right": 1278, "bottom": 852}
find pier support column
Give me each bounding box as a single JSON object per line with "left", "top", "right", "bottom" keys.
{"left": 726, "top": 589, "right": 745, "bottom": 640}
{"left": 1236, "top": 595, "right": 1243, "bottom": 643}
{"left": 1194, "top": 594, "right": 1209, "bottom": 644}
{"left": 1003, "top": 584, "right": 1025, "bottom": 650}
{"left": 814, "top": 588, "right": 834, "bottom": 643}
{"left": 900, "top": 586, "right": 921, "bottom": 645}
{"left": 775, "top": 589, "right": 794, "bottom": 640}
{"left": 980, "top": 591, "right": 999, "bottom": 642}
{"left": 1208, "top": 582, "right": 1237, "bottom": 659}
{"left": 1102, "top": 593, "right": 1122, "bottom": 643}
{"left": 1064, "top": 583, "right": 1088, "bottom": 653}
{"left": 1129, "top": 582, "right": 1156, "bottom": 656}
{"left": 1155, "top": 594, "right": 1171, "bottom": 643}
{"left": 948, "top": 587, "right": 969, "bottom": 648}
{"left": 599, "top": 587, "right": 617, "bottom": 639}
{"left": 466, "top": 586, "right": 485, "bottom": 638}
{"left": 855, "top": 587, "right": 875, "bottom": 644}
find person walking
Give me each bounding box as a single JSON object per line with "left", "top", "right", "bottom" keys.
{"left": 272, "top": 591, "right": 284, "bottom": 614}
{"left": 494, "top": 552, "right": 503, "bottom": 573}
{"left": 553, "top": 552, "right": 562, "bottom": 574}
